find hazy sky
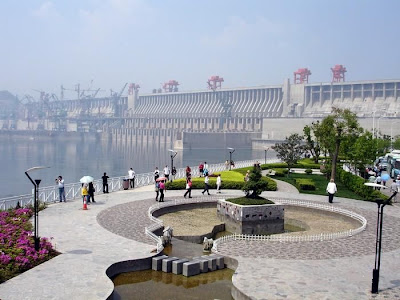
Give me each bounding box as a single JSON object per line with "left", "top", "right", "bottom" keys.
{"left": 1, "top": 0, "right": 399, "bottom": 99}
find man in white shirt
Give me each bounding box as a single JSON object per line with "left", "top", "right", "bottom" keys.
{"left": 326, "top": 179, "right": 337, "bottom": 203}
{"left": 202, "top": 174, "right": 210, "bottom": 195}
{"left": 163, "top": 165, "right": 170, "bottom": 181}
{"left": 56, "top": 176, "right": 66, "bottom": 202}
{"left": 128, "top": 168, "right": 135, "bottom": 188}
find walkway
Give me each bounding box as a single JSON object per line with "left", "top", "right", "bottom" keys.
{"left": 0, "top": 183, "right": 399, "bottom": 299}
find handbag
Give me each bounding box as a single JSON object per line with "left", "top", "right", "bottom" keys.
{"left": 186, "top": 183, "right": 190, "bottom": 189}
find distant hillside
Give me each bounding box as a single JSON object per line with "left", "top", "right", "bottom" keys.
{"left": 0, "top": 91, "right": 16, "bottom": 102}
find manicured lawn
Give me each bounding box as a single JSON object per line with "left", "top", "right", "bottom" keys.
{"left": 275, "top": 173, "right": 365, "bottom": 200}
{"left": 226, "top": 196, "right": 275, "bottom": 205}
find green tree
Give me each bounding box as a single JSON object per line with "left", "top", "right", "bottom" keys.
{"left": 243, "top": 166, "right": 268, "bottom": 198}
{"left": 348, "top": 131, "right": 377, "bottom": 177}
{"left": 303, "top": 123, "right": 321, "bottom": 163}
{"left": 272, "top": 133, "right": 305, "bottom": 174}
{"left": 315, "top": 108, "right": 361, "bottom": 180}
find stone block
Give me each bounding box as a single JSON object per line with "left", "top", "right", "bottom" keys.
{"left": 172, "top": 259, "right": 189, "bottom": 275}
{"left": 210, "top": 254, "right": 225, "bottom": 269}
{"left": 182, "top": 261, "right": 200, "bottom": 277}
{"left": 201, "top": 255, "right": 217, "bottom": 271}
{"left": 162, "top": 257, "right": 179, "bottom": 273}
{"left": 193, "top": 257, "right": 209, "bottom": 273}
{"left": 152, "top": 255, "right": 168, "bottom": 271}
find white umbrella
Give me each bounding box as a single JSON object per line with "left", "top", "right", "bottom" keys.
{"left": 80, "top": 176, "right": 94, "bottom": 184}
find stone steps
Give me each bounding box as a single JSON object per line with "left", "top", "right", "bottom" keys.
{"left": 152, "top": 253, "right": 225, "bottom": 277}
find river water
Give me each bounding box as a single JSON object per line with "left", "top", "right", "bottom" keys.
{"left": 0, "top": 135, "right": 271, "bottom": 198}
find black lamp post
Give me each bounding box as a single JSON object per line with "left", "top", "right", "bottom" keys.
{"left": 168, "top": 149, "right": 177, "bottom": 182}
{"left": 25, "top": 166, "right": 49, "bottom": 251}
{"left": 264, "top": 147, "right": 269, "bottom": 165}
{"left": 365, "top": 183, "right": 397, "bottom": 294}
{"left": 227, "top": 147, "right": 235, "bottom": 170}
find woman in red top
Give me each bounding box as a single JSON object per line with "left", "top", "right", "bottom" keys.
{"left": 184, "top": 178, "right": 192, "bottom": 198}
{"left": 185, "top": 166, "right": 191, "bottom": 178}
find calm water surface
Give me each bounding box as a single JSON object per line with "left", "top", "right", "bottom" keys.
{"left": 0, "top": 135, "right": 271, "bottom": 198}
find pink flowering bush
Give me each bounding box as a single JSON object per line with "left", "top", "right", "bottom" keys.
{"left": 0, "top": 208, "right": 58, "bottom": 283}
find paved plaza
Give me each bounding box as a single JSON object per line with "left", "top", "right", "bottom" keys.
{"left": 0, "top": 181, "right": 400, "bottom": 299}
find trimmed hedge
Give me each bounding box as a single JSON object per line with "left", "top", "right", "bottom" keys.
{"left": 294, "top": 178, "right": 316, "bottom": 191}
{"left": 305, "top": 169, "right": 313, "bottom": 175}
{"left": 260, "top": 162, "right": 320, "bottom": 170}
{"left": 165, "top": 170, "right": 277, "bottom": 191}
{"left": 336, "top": 167, "right": 387, "bottom": 201}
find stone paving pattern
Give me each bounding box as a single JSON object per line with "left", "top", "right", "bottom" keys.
{"left": 0, "top": 180, "right": 399, "bottom": 299}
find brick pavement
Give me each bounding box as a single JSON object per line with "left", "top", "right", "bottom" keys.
{"left": 1, "top": 181, "right": 400, "bottom": 299}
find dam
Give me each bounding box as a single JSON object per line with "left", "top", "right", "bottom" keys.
{"left": 1, "top": 72, "right": 400, "bottom": 149}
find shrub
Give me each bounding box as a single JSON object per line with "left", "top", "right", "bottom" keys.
{"left": 305, "top": 169, "right": 313, "bottom": 175}
{"left": 243, "top": 166, "right": 268, "bottom": 198}
{"left": 273, "top": 169, "right": 285, "bottom": 177}
{"left": 294, "top": 178, "right": 316, "bottom": 190}
{"left": 336, "top": 167, "right": 387, "bottom": 201}
{"left": 226, "top": 196, "right": 275, "bottom": 205}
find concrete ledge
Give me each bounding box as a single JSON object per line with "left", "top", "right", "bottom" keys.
{"left": 175, "top": 223, "right": 225, "bottom": 244}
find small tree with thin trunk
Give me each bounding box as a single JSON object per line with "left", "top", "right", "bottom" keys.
{"left": 272, "top": 133, "right": 306, "bottom": 175}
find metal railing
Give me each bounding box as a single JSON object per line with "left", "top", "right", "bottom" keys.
{"left": 211, "top": 197, "right": 368, "bottom": 253}
{"left": 0, "top": 158, "right": 275, "bottom": 210}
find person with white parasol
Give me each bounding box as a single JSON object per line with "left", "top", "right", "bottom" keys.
{"left": 80, "top": 176, "right": 93, "bottom": 205}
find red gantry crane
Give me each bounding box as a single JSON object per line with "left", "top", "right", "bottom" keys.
{"left": 128, "top": 83, "right": 140, "bottom": 95}
{"left": 331, "top": 65, "right": 347, "bottom": 82}
{"left": 207, "top": 76, "right": 224, "bottom": 90}
{"left": 294, "top": 68, "right": 311, "bottom": 84}
{"left": 162, "top": 80, "right": 179, "bottom": 92}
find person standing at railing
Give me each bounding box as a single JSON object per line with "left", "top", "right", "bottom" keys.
{"left": 154, "top": 167, "right": 160, "bottom": 181}
{"left": 163, "top": 165, "right": 170, "bottom": 181}
{"left": 128, "top": 168, "right": 136, "bottom": 189}
{"left": 55, "top": 176, "right": 66, "bottom": 202}
{"left": 88, "top": 182, "right": 96, "bottom": 203}
{"left": 81, "top": 183, "right": 89, "bottom": 204}
{"left": 102, "top": 172, "right": 109, "bottom": 193}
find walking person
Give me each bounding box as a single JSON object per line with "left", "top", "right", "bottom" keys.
{"left": 184, "top": 178, "right": 192, "bottom": 198}
{"left": 102, "top": 172, "right": 109, "bottom": 193}
{"left": 225, "top": 160, "right": 229, "bottom": 170}
{"left": 185, "top": 166, "right": 191, "bottom": 179}
{"left": 199, "top": 162, "right": 204, "bottom": 177}
{"left": 216, "top": 174, "right": 222, "bottom": 193}
{"left": 201, "top": 174, "right": 210, "bottom": 195}
{"left": 155, "top": 181, "right": 160, "bottom": 201}
{"left": 88, "top": 182, "right": 96, "bottom": 203}
{"left": 128, "top": 168, "right": 136, "bottom": 188}
{"left": 326, "top": 179, "right": 337, "bottom": 203}
{"left": 159, "top": 180, "right": 166, "bottom": 202}
{"left": 56, "top": 176, "right": 66, "bottom": 202}
{"left": 163, "top": 165, "right": 170, "bottom": 181}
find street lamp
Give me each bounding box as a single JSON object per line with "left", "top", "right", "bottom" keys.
{"left": 364, "top": 182, "right": 397, "bottom": 294}
{"left": 227, "top": 147, "right": 235, "bottom": 170}
{"left": 25, "top": 166, "right": 50, "bottom": 251}
{"left": 168, "top": 149, "right": 177, "bottom": 182}
{"left": 264, "top": 147, "right": 269, "bottom": 165}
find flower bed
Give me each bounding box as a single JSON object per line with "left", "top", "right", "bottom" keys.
{"left": 0, "top": 208, "right": 58, "bottom": 283}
